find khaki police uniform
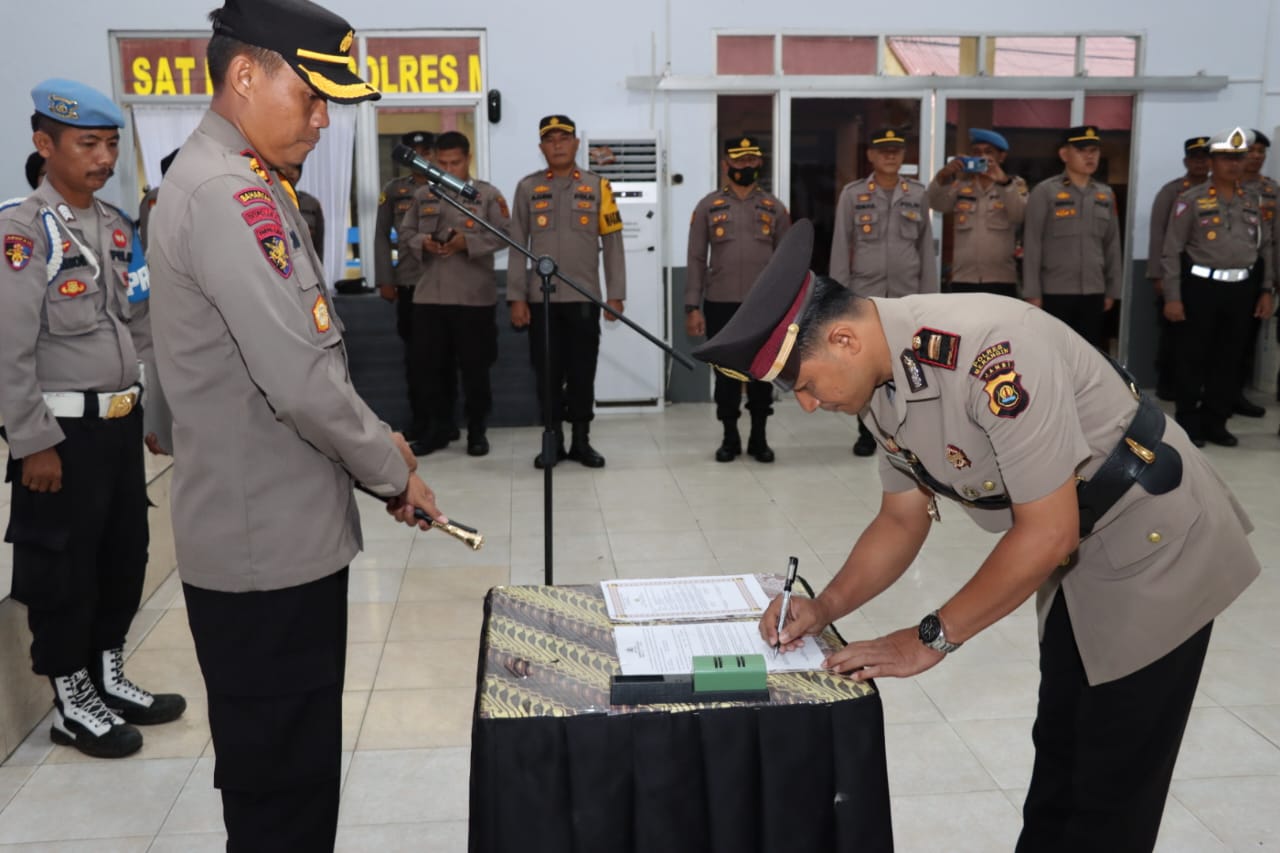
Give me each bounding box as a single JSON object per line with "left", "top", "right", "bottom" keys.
{"left": 1147, "top": 174, "right": 1200, "bottom": 399}
{"left": 374, "top": 174, "right": 431, "bottom": 432}
{"left": 398, "top": 179, "right": 509, "bottom": 438}
{"left": 926, "top": 173, "right": 1027, "bottom": 294}
{"left": 1022, "top": 173, "right": 1122, "bottom": 346}
{"left": 829, "top": 176, "right": 937, "bottom": 297}
{"left": 0, "top": 179, "right": 157, "bottom": 676}
{"left": 1161, "top": 180, "right": 1272, "bottom": 437}
{"left": 1240, "top": 173, "right": 1278, "bottom": 396}
{"left": 137, "top": 185, "right": 160, "bottom": 252}
{"left": 509, "top": 165, "right": 626, "bottom": 426}
{"left": 864, "top": 293, "right": 1258, "bottom": 849}
{"left": 296, "top": 189, "right": 324, "bottom": 261}
{"left": 687, "top": 184, "right": 791, "bottom": 426}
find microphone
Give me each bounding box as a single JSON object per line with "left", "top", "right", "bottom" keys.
{"left": 391, "top": 144, "right": 479, "bottom": 201}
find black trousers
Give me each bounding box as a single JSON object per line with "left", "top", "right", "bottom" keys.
{"left": 1154, "top": 294, "right": 1176, "bottom": 397}
{"left": 1041, "top": 294, "right": 1106, "bottom": 349}
{"left": 395, "top": 286, "right": 427, "bottom": 432}
{"left": 949, "top": 281, "right": 1018, "bottom": 299}
{"left": 1238, "top": 258, "right": 1266, "bottom": 399}
{"left": 412, "top": 303, "right": 497, "bottom": 432}
{"left": 1017, "top": 591, "right": 1211, "bottom": 853}
{"left": 183, "top": 568, "right": 348, "bottom": 853}
{"left": 5, "top": 408, "right": 148, "bottom": 676}
{"left": 1172, "top": 271, "right": 1257, "bottom": 428}
{"left": 704, "top": 301, "right": 773, "bottom": 422}
{"left": 528, "top": 301, "right": 601, "bottom": 425}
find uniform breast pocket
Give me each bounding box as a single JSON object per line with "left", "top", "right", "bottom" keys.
{"left": 530, "top": 202, "right": 556, "bottom": 232}
{"left": 897, "top": 209, "right": 923, "bottom": 240}
{"left": 295, "top": 278, "right": 342, "bottom": 347}
{"left": 708, "top": 212, "right": 733, "bottom": 243}
{"left": 987, "top": 202, "right": 1011, "bottom": 231}
{"left": 1048, "top": 209, "right": 1081, "bottom": 236}
{"left": 854, "top": 211, "right": 879, "bottom": 242}
{"left": 571, "top": 204, "right": 598, "bottom": 232}
{"left": 1092, "top": 489, "right": 1202, "bottom": 580}
{"left": 754, "top": 212, "right": 775, "bottom": 241}
{"left": 1092, "top": 203, "right": 1113, "bottom": 236}
{"left": 45, "top": 275, "right": 101, "bottom": 336}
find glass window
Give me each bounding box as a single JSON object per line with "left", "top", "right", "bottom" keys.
{"left": 781, "top": 36, "right": 877, "bottom": 75}
{"left": 716, "top": 35, "right": 775, "bottom": 75}
{"left": 885, "top": 36, "right": 980, "bottom": 76}
{"left": 991, "top": 37, "right": 1078, "bottom": 76}
{"left": 1084, "top": 94, "right": 1134, "bottom": 131}
{"left": 1083, "top": 37, "right": 1137, "bottom": 77}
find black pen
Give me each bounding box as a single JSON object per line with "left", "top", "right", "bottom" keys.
{"left": 773, "top": 556, "right": 799, "bottom": 657}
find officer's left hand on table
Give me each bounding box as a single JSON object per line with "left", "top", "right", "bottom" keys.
{"left": 605, "top": 298, "right": 625, "bottom": 322}
{"left": 1254, "top": 291, "right": 1274, "bottom": 319}
{"left": 823, "top": 626, "right": 945, "bottom": 682}
{"left": 144, "top": 433, "right": 170, "bottom": 456}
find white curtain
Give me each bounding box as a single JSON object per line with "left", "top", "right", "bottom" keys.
{"left": 132, "top": 105, "right": 205, "bottom": 190}
{"left": 299, "top": 104, "right": 356, "bottom": 292}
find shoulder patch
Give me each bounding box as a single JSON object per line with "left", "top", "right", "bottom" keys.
{"left": 970, "top": 341, "right": 1012, "bottom": 377}
{"left": 5, "top": 234, "right": 34, "bottom": 271}
{"left": 255, "top": 222, "right": 292, "bottom": 278}
{"left": 912, "top": 327, "right": 961, "bottom": 370}
{"left": 983, "top": 366, "right": 1029, "bottom": 418}
{"left": 235, "top": 188, "right": 274, "bottom": 207}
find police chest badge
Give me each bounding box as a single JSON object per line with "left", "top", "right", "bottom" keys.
{"left": 983, "top": 366, "right": 1029, "bottom": 418}
{"left": 945, "top": 445, "right": 971, "bottom": 469}
{"left": 256, "top": 222, "right": 293, "bottom": 278}
{"left": 4, "top": 235, "right": 33, "bottom": 271}
{"left": 312, "top": 294, "right": 332, "bottom": 333}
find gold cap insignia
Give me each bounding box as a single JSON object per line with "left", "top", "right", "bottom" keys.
{"left": 740, "top": 137, "right": 750, "bottom": 147}
{"left": 1231, "top": 129, "right": 1245, "bottom": 148}
{"left": 1085, "top": 127, "right": 1097, "bottom": 138}
{"left": 339, "top": 30, "right": 354, "bottom": 54}
{"left": 886, "top": 130, "right": 897, "bottom": 139}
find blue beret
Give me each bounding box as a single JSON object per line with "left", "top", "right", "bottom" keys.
{"left": 968, "top": 128, "right": 1009, "bottom": 152}
{"left": 31, "top": 78, "right": 124, "bottom": 129}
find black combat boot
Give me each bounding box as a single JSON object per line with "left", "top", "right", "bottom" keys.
{"left": 534, "top": 426, "right": 568, "bottom": 469}
{"left": 49, "top": 669, "right": 143, "bottom": 758}
{"left": 92, "top": 648, "right": 187, "bottom": 726}
{"left": 715, "top": 419, "right": 742, "bottom": 463}
{"left": 746, "top": 416, "right": 774, "bottom": 463}
{"left": 567, "top": 422, "right": 606, "bottom": 468}
{"left": 467, "top": 421, "right": 489, "bottom": 457}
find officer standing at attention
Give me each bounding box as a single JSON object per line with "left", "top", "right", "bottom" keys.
{"left": 1146, "top": 136, "right": 1211, "bottom": 401}
{"left": 695, "top": 219, "right": 1259, "bottom": 853}
{"left": 685, "top": 135, "right": 791, "bottom": 463}
{"left": 509, "top": 114, "right": 626, "bottom": 469}
{"left": 398, "top": 130, "right": 509, "bottom": 457}
{"left": 1162, "top": 127, "right": 1274, "bottom": 448}
{"left": 146, "top": 0, "right": 443, "bottom": 847}
{"left": 1022, "top": 126, "right": 1122, "bottom": 348}
{"left": 374, "top": 131, "right": 449, "bottom": 447}
{"left": 1235, "top": 129, "right": 1276, "bottom": 417}
{"left": 927, "top": 127, "right": 1027, "bottom": 298}
{"left": 0, "top": 79, "right": 184, "bottom": 759}
{"left": 283, "top": 163, "right": 325, "bottom": 261}
{"left": 830, "top": 127, "right": 937, "bottom": 456}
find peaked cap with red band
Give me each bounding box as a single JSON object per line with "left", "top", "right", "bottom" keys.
{"left": 692, "top": 219, "right": 816, "bottom": 390}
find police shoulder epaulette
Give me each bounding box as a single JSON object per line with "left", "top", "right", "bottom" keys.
{"left": 102, "top": 202, "right": 135, "bottom": 228}
{"left": 912, "top": 327, "right": 961, "bottom": 370}
{"left": 0, "top": 196, "right": 33, "bottom": 216}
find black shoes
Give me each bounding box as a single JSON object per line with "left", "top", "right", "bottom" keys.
{"left": 467, "top": 429, "right": 489, "bottom": 457}
{"left": 1175, "top": 413, "right": 1205, "bottom": 448}
{"left": 92, "top": 648, "right": 187, "bottom": 726}
{"left": 1233, "top": 397, "right": 1266, "bottom": 418}
{"left": 567, "top": 424, "right": 606, "bottom": 468}
{"left": 715, "top": 422, "right": 742, "bottom": 463}
{"left": 853, "top": 433, "right": 877, "bottom": 457}
{"left": 1203, "top": 423, "right": 1239, "bottom": 447}
{"left": 49, "top": 669, "right": 142, "bottom": 759}
{"left": 746, "top": 418, "right": 774, "bottom": 463}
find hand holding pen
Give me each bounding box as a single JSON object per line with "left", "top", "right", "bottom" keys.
{"left": 772, "top": 556, "right": 799, "bottom": 658}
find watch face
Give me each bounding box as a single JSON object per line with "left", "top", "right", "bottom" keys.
{"left": 918, "top": 613, "right": 941, "bottom": 644}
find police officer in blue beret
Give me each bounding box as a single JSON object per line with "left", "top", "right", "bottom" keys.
{"left": 0, "top": 78, "right": 184, "bottom": 759}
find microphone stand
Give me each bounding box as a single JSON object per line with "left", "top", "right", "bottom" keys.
{"left": 409, "top": 171, "right": 694, "bottom": 585}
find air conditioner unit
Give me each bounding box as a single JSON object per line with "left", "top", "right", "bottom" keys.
{"left": 582, "top": 131, "right": 664, "bottom": 411}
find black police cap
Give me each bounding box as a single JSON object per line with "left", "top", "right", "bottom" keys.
{"left": 693, "top": 220, "right": 816, "bottom": 389}
{"left": 539, "top": 115, "right": 576, "bottom": 137}
{"left": 212, "top": 0, "right": 379, "bottom": 104}
{"left": 1063, "top": 125, "right": 1101, "bottom": 147}
{"left": 869, "top": 128, "right": 908, "bottom": 148}
{"left": 1183, "top": 136, "right": 1210, "bottom": 156}
{"left": 725, "top": 136, "right": 763, "bottom": 158}
{"left": 1252, "top": 129, "right": 1271, "bottom": 148}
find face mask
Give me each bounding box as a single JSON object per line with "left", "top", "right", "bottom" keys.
{"left": 728, "top": 165, "right": 760, "bottom": 187}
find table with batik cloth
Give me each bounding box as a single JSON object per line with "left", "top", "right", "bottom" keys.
{"left": 468, "top": 577, "right": 893, "bottom": 853}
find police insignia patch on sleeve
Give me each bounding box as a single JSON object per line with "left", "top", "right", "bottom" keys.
{"left": 900, "top": 349, "right": 927, "bottom": 392}
{"left": 255, "top": 222, "right": 293, "bottom": 278}
{"left": 970, "top": 341, "right": 1012, "bottom": 376}
{"left": 983, "top": 366, "right": 1029, "bottom": 418}
{"left": 5, "top": 235, "right": 33, "bottom": 271}
{"left": 312, "top": 294, "right": 331, "bottom": 333}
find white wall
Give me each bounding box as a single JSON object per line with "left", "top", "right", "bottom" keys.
{"left": 3, "top": 0, "right": 1278, "bottom": 266}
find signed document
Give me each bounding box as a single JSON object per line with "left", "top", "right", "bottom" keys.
{"left": 601, "top": 574, "right": 771, "bottom": 622}
{"left": 614, "top": 621, "right": 828, "bottom": 675}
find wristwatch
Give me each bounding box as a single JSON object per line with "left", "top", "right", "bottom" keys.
{"left": 918, "top": 610, "right": 963, "bottom": 654}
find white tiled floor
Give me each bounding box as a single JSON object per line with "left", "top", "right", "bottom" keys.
{"left": 2, "top": 400, "right": 1280, "bottom": 851}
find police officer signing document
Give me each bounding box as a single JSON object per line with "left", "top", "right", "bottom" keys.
{"left": 147, "top": 0, "right": 443, "bottom": 848}
{"left": 695, "top": 220, "right": 1259, "bottom": 853}
{"left": 0, "top": 79, "right": 185, "bottom": 760}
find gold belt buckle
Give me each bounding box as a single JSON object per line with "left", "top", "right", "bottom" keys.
{"left": 105, "top": 391, "right": 137, "bottom": 419}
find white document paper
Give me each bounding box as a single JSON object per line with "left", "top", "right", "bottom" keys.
{"left": 613, "top": 621, "right": 828, "bottom": 675}
{"left": 601, "top": 574, "right": 771, "bottom": 622}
